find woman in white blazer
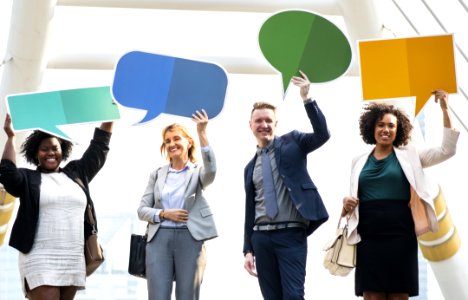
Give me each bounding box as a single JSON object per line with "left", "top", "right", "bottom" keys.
{"left": 342, "top": 90, "right": 459, "bottom": 300}
{"left": 137, "top": 109, "right": 217, "bottom": 300}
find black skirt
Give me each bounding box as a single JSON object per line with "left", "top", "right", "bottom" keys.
{"left": 355, "top": 200, "right": 418, "bottom": 297}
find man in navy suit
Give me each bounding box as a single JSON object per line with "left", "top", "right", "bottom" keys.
{"left": 243, "top": 71, "right": 330, "bottom": 300}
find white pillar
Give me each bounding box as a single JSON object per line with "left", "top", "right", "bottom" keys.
{"left": 418, "top": 187, "right": 468, "bottom": 299}
{"left": 337, "top": 0, "right": 384, "bottom": 75}
{"left": 0, "top": 0, "right": 57, "bottom": 244}
{"left": 429, "top": 252, "right": 468, "bottom": 299}
{"left": 0, "top": 0, "right": 57, "bottom": 127}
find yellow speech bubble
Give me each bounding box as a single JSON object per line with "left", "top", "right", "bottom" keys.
{"left": 359, "top": 34, "right": 457, "bottom": 115}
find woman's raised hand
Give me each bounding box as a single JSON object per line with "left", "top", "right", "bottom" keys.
{"left": 3, "top": 114, "right": 15, "bottom": 138}
{"left": 192, "top": 109, "right": 209, "bottom": 133}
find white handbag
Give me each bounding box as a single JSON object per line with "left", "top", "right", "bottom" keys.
{"left": 323, "top": 217, "right": 356, "bottom": 276}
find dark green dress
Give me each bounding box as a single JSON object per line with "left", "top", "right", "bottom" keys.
{"left": 355, "top": 152, "right": 418, "bottom": 297}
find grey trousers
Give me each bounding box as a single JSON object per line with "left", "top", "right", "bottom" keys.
{"left": 146, "top": 227, "right": 206, "bottom": 300}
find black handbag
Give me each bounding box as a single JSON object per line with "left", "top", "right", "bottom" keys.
{"left": 128, "top": 233, "right": 147, "bottom": 278}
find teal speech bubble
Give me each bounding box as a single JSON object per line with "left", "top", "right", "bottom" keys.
{"left": 7, "top": 86, "right": 120, "bottom": 141}
{"left": 259, "top": 10, "right": 352, "bottom": 94}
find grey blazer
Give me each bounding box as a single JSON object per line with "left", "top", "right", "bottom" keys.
{"left": 137, "top": 147, "right": 217, "bottom": 242}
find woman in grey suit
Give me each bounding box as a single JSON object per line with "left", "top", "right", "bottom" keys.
{"left": 137, "top": 109, "right": 217, "bottom": 300}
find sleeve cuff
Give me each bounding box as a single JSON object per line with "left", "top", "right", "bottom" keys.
{"left": 153, "top": 209, "right": 164, "bottom": 223}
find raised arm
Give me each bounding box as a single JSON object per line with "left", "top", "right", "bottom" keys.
{"left": 418, "top": 90, "right": 459, "bottom": 168}
{"left": 2, "top": 114, "right": 16, "bottom": 164}
{"left": 291, "top": 70, "right": 311, "bottom": 102}
{"left": 432, "top": 89, "right": 452, "bottom": 129}
{"left": 192, "top": 109, "right": 209, "bottom": 147}
{"left": 192, "top": 109, "right": 216, "bottom": 186}
{"left": 291, "top": 71, "right": 331, "bottom": 151}
{"left": 99, "top": 121, "right": 114, "bottom": 133}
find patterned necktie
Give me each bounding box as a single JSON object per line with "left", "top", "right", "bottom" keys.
{"left": 261, "top": 148, "right": 278, "bottom": 218}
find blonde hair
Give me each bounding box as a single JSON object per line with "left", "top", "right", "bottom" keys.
{"left": 251, "top": 102, "right": 277, "bottom": 118}
{"left": 160, "top": 123, "right": 197, "bottom": 163}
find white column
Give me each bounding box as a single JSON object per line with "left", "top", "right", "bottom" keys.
{"left": 337, "top": 0, "right": 384, "bottom": 75}
{"left": 0, "top": 0, "right": 57, "bottom": 244}
{"left": 0, "top": 0, "right": 57, "bottom": 127}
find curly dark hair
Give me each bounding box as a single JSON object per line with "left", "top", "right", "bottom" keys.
{"left": 359, "top": 103, "right": 413, "bottom": 147}
{"left": 20, "top": 131, "right": 73, "bottom": 166}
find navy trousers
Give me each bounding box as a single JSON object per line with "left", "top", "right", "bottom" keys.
{"left": 251, "top": 228, "right": 308, "bottom": 300}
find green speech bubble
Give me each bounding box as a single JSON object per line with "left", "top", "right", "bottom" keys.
{"left": 259, "top": 10, "right": 352, "bottom": 94}
{"left": 7, "top": 86, "right": 120, "bottom": 142}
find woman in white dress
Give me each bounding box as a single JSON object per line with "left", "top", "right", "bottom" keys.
{"left": 0, "top": 114, "right": 113, "bottom": 300}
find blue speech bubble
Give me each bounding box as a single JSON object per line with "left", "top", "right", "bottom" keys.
{"left": 112, "top": 51, "right": 228, "bottom": 123}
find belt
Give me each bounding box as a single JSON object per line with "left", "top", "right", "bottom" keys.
{"left": 253, "top": 222, "right": 307, "bottom": 231}
{"left": 160, "top": 226, "right": 188, "bottom": 229}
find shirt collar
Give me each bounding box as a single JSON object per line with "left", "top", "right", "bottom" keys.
{"left": 168, "top": 161, "right": 194, "bottom": 173}
{"left": 256, "top": 139, "right": 275, "bottom": 156}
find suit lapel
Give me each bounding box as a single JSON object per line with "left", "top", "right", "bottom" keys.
{"left": 182, "top": 164, "right": 196, "bottom": 209}
{"left": 245, "top": 156, "right": 256, "bottom": 192}
{"left": 156, "top": 166, "right": 169, "bottom": 207}
{"left": 274, "top": 137, "right": 281, "bottom": 168}
{"left": 394, "top": 147, "right": 416, "bottom": 187}
{"left": 351, "top": 150, "right": 371, "bottom": 196}
{"left": 183, "top": 165, "right": 195, "bottom": 193}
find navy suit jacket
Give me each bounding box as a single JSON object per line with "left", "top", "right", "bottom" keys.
{"left": 243, "top": 100, "right": 330, "bottom": 255}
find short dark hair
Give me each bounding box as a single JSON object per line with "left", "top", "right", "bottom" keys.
{"left": 359, "top": 103, "right": 413, "bottom": 147}
{"left": 20, "top": 131, "right": 73, "bottom": 166}
{"left": 251, "top": 102, "right": 276, "bottom": 117}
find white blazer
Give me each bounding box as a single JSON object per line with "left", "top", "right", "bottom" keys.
{"left": 347, "top": 127, "right": 459, "bottom": 244}
{"left": 137, "top": 147, "right": 217, "bottom": 242}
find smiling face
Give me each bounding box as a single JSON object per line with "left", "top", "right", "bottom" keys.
{"left": 250, "top": 108, "right": 277, "bottom": 148}
{"left": 374, "top": 113, "right": 397, "bottom": 147}
{"left": 163, "top": 128, "right": 191, "bottom": 162}
{"left": 37, "top": 137, "right": 63, "bottom": 172}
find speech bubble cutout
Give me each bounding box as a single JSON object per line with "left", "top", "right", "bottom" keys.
{"left": 259, "top": 10, "right": 352, "bottom": 95}
{"left": 7, "top": 86, "right": 120, "bottom": 141}
{"left": 359, "top": 34, "right": 457, "bottom": 115}
{"left": 112, "top": 51, "right": 228, "bottom": 123}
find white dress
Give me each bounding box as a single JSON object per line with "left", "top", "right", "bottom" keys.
{"left": 18, "top": 172, "right": 87, "bottom": 294}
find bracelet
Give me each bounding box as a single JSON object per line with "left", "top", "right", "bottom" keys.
{"left": 160, "top": 210, "right": 165, "bottom": 221}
